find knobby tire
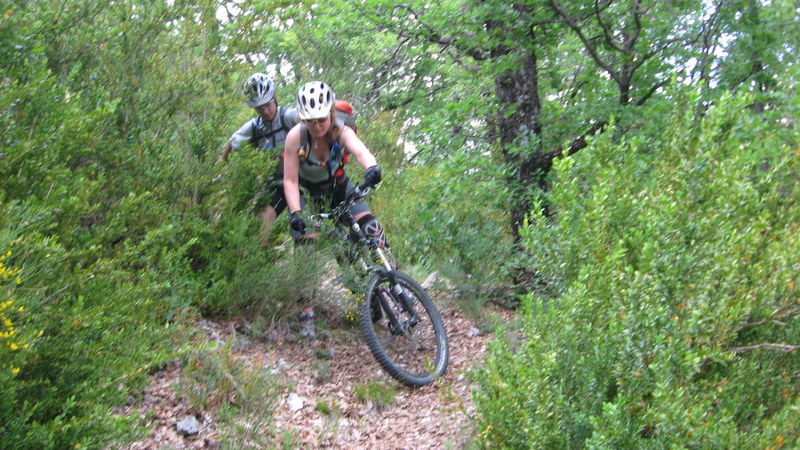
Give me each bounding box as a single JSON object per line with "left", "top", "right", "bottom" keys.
{"left": 358, "top": 271, "right": 449, "bottom": 387}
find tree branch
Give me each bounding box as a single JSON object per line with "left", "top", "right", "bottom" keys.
{"left": 384, "top": 83, "right": 447, "bottom": 111}
{"left": 635, "top": 79, "right": 669, "bottom": 106}
{"left": 625, "top": 0, "right": 643, "bottom": 53}
{"left": 550, "top": 0, "right": 621, "bottom": 86}
{"left": 730, "top": 343, "right": 799, "bottom": 354}
{"left": 693, "top": 0, "right": 726, "bottom": 83}
{"left": 736, "top": 303, "right": 800, "bottom": 332}
{"left": 367, "top": 36, "right": 412, "bottom": 103}
{"left": 593, "top": 0, "right": 624, "bottom": 53}
{"left": 562, "top": 120, "right": 608, "bottom": 157}
{"left": 392, "top": 4, "right": 490, "bottom": 62}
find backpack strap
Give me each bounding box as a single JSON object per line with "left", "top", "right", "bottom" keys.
{"left": 296, "top": 122, "right": 348, "bottom": 181}
{"left": 250, "top": 107, "right": 292, "bottom": 148}
{"left": 299, "top": 121, "right": 309, "bottom": 156}
{"left": 248, "top": 117, "right": 263, "bottom": 147}
{"left": 276, "top": 105, "right": 288, "bottom": 134}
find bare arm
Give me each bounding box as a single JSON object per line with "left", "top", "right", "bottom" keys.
{"left": 282, "top": 125, "right": 303, "bottom": 213}
{"left": 220, "top": 140, "right": 233, "bottom": 162}
{"left": 221, "top": 120, "right": 256, "bottom": 161}
{"left": 339, "top": 127, "right": 377, "bottom": 169}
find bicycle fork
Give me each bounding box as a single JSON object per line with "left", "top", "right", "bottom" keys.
{"left": 376, "top": 272, "right": 420, "bottom": 335}
{"left": 347, "top": 218, "right": 420, "bottom": 334}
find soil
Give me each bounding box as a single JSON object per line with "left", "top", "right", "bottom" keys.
{"left": 118, "top": 290, "right": 506, "bottom": 449}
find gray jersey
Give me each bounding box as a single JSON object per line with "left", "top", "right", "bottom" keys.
{"left": 229, "top": 106, "right": 299, "bottom": 152}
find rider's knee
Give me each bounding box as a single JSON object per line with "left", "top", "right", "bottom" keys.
{"left": 357, "top": 214, "right": 389, "bottom": 248}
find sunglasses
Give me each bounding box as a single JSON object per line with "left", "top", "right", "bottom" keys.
{"left": 303, "top": 116, "right": 329, "bottom": 125}
{"left": 255, "top": 100, "right": 275, "bottom": 111}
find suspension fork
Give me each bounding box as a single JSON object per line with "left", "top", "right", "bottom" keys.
{"left": 344, "top": 212, "right": 419, "bottom": 329}
{"left": 382, "top": 269, "right": 420, "bottom": 327}
{"left": 375, "top": 284, "right": 406, "bottom": 335}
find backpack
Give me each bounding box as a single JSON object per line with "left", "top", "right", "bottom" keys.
{"left": 334, "top": 100, "right": 357, "bottom": 133}
{"left": 296, "top": 100, "right": 359, "bottom": 182}
{"left": 249, "top": 105, "right": 292, "bottom": 151}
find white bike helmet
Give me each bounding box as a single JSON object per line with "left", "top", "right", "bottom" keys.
{"left": 296, "top": 81, "right": 335, "bottom": 120}
{"left": 243, "top": 73, "right": 275, "bottom": 108}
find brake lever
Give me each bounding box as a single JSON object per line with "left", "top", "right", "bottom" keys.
{"left": 353, "top": 183, "right": 371, "bottom": 201}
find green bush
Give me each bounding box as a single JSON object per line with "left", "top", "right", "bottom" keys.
{"left": 0, "top": 2, "right": 295, "bottom": 446}
{"left": 473, "top": 91, "right": 800, "bottom": 448}
{"left": 0, "top": 198, "right": 182, "bottom": 448}
{"left": 177, "top": 338, "right": 282, "bottom": 448}
{"left": 372, "top": 153, "right": 517, "bottom": 308}
{"left": 353, "top": 381, "right": 397, "bottom": 411}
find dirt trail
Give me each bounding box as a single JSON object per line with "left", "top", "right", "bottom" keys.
{"left": 121, "top": 303, "right": 499, "bottom": 449}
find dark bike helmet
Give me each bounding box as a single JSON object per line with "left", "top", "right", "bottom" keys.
{"left": 243, "top": 73, "right": 276, "bottom": 108}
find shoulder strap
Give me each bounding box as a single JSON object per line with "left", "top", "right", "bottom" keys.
{"left": 277, "top": 106, "right": 288, "bottom": 132}
{"left": 297, "top": 124, "right": 342, "bottom": 165}
{"left": 253, "top": 107, "right": 292, "bottom": 143}
{"left": 248, "top": 117, "right": 263, "bottom": 146}
{"left": 299, "top": 122, "right": 309, "bottom": 153}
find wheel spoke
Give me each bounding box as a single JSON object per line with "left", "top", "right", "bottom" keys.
{"left": 359, "top": 271, "right": 449, "bottom": 386}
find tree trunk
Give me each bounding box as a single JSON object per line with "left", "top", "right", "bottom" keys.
{"left": 492, "top": 48, "right": 549, "bottom": 241}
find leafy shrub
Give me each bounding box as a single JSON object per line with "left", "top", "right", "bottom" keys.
{"left": 176, "top": 334, "right": 286, "bottom": 448}
{"left": 0, "top": 198, "right": 182, "bottom": 447}
{"left": 0, "top": 251, "right": 43, "bottom": 444}
{"left": 0, "top": 2, "right": 293, "bottom": 447}
{"left": 473, "top": 90, "right": 800, "bottom": 448}
{"left": 372, "top": 153, "right": 517, "bottom": 310}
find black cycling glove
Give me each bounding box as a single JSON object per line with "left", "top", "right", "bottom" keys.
{"left": 290, "top": 211, "right": 306, "bottom": 233}
{"left": 364, "top": 165, "right": 382, "bottom": 187}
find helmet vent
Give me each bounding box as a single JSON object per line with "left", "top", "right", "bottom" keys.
{"left": 243, "top": 73, "right": 275, "bottom": 107}
{"left": 295, "top": 81, "right": 335, "bottom": 120}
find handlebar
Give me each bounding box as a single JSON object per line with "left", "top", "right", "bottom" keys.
{"left": 356, "top": 181, "right": 372, "bottom": 193}
{"left": 306, "top": 180, "right": 373, "bottom": 223}
{"left": 297, "top": 180, "right": 380, "bottom": 248}
{"left": 337, "top": 181, "right": 373, "bottom": 211}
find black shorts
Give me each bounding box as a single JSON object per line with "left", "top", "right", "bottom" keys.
{"left": 265, "top": 164, "right": 287, "bottom": 215}
{"left": 290, "top": 178, "right": 370, "bottom": 240}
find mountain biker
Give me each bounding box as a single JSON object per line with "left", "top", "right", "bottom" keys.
{"left": 220, "top": 72, "right": 299, "bottom": 246}
{"left": 282, "top": 81, "right": 387, "bottom": 339}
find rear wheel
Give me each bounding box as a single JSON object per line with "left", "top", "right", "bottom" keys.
{"left": 359, "top": 271, "right": 448, "bottom": 387}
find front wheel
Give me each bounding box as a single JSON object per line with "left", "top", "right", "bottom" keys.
{"left": 359, "top": 271, "right": 449, "bottom": 387}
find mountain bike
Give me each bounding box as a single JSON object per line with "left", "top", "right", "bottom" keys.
{"left": 300, "top": 182, "right": 449, "bottom": 387}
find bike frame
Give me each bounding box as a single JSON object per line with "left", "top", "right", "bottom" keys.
{"left": 306, "top": 185, "right": 421, "bottom": 332}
